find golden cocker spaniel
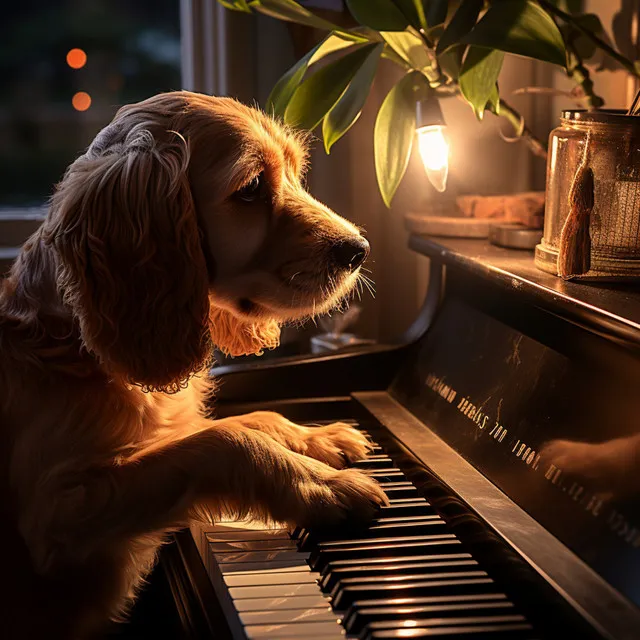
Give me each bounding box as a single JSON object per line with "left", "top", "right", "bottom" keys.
{"left": 0, "top": 91, "right": 386, "bottom": 638}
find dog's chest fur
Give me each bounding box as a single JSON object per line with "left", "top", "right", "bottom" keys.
{"left": 2, "top": 337, "right": 212, "bottom": 631}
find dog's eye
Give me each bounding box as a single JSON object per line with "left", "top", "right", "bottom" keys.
{"left": 235, "top": 173, "right": 265, "bottom": 203}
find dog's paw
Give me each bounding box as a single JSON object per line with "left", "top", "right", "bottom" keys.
{"left": 302, "top": 423, "right": 373, "bottom": 469}
{"left": 292, "top": 467, "right": 389, "bottom": 529}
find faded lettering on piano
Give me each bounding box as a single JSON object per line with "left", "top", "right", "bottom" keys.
{"left": 425, "top": 373, "right": 457, "bottom": 403}
{"left": 424, "top": 369, "right": 640, "bottom": 551}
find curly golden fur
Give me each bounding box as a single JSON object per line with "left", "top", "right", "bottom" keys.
{"left": 0, "top": 91, "right": 385, "bottom": 638}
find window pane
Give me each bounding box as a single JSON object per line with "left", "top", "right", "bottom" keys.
{"left": 0, "top": 0, "right": 181, "bottom": 207}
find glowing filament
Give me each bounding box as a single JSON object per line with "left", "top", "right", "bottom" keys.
{"left": 417, "top": 124, "right": 449, "bottom": 192}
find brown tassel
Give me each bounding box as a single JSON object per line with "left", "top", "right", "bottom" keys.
{"left": 557, "top": 160, "right": 594, "bottom": 279}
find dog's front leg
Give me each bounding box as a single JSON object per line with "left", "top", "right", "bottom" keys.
{"left": 232, "top": 411, "right": 374, "bottom": 469}
{"left": 28, "top": 418, "right": 386, "bottom": 572}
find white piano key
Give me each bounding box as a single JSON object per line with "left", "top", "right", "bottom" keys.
{"left": 209, "top": 539, "right": 297, "bottom": 552}
{"left": 206, "top": 529, "right": 290, "bottom": 542}
{"left": 234, "top": 594, "right": 330, "bottom": 612}
{"left": 230, "top": 582, "right": 321, "bottom": 599}
{"left": 225, "top": 564, "right": 311, "bottom": 577}
{"left": 239, "top": 607, "right": 337, "bottom": 626}
{"left": 214, "top": 549, "right": 302, "bottom": 564}
{"left": 243, "top": 620, "right": 344, "bottom": 637}
{"left": 219, "top": 559, "right": 308, "bottom": 573}
{"left": 224, "top": 570, "right": 318, "bottom": 588}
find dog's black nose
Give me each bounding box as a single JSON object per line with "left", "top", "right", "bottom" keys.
{"left": 331, "top": 237, "right": 370, "bottom": 271}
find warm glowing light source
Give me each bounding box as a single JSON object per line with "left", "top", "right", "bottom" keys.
{"left": 72, "top": 91, "right": 92, "bottom": 111}
{"left": 66, "top": 48, "right": 87, "bottom": 69}
{"left": 417, "top": 124, "right": 449, "bottom": 193}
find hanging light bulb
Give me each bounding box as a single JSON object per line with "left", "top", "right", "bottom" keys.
{"left": 416, "top": 98, "right": 449, "bottom": 192}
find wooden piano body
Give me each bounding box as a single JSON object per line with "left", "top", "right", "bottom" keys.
{"left": 160, "top": 235, "right": 640, "bottom": 640}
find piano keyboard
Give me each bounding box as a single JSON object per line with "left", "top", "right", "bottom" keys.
{"left": 192, "top": 422, "right": 537, "bottom": 639}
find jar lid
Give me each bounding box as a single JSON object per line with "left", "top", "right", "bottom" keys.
{"left": 561, "top": 109, "right": 640, "bottom": 124}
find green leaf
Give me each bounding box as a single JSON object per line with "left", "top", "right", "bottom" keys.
{"left": 562, "top": 0, "right": 584, "bottom": 12}
{"left": 381, "top": 30, "right": 431, "bottom": 71}
{"left": 437, "top": 44, "right": 463, "bottom": 81}
{"left": 464, "top": 1, "right": 566, "bottom": 67}
{"left": 563, "top": 14, "right": 604, "bottom": 61}
{"left": 374, "top": 71, "right": 430, "bottom": 207}
{"left": 435, "top": 0, "right": 482, "bottom": 55}
{"left": 285, "top": 43, "right": 381, "bottom": 131}
{"left": 393, "top": 0, "right": 428, "bottom": 30}
{"left": 323, "top": 44, "right": 383, "bottom": 152}
{"left": 426, "top": 0, "right": 448, "bottom": 28}
{"left": 266, "top": 33, "right": 359, "bottom": 117}
{"left": 252, "top": 0, "right": 338, "bottom": 31}
{"left": 345, "top": 0, "right": 409, "bottom": 31}
{"left": 486, "top": 84, "right": 500, "bottom": 115}
{"left": 412, "top": 0, "right": 429, "bottom": 30}
{"left": 217, "top": 0, "right": 252, "bottom": 12}
{"left": 459, "top": 47, "right": 504, "bottom": 120}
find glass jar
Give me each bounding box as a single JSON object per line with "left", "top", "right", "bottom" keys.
{"left": 535, "top": 110, "right": 640, "bottom": 279}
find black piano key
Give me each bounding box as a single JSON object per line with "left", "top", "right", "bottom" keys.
{"left": 331, "top": 576, "right": 496, "bottom": 611}
{"left": 344, "top": 599, "right": 517, "bottom": 635}
{"left": 352, "top": 457, "right": 395, "bottom": 469}
{"left": 318, "top": 533, "right": 454, "bottom": 551}
{"left": 345, "top": 593, "right": 510, "bottom": 617}
{"left": 377, "top": 502, "right": 434, "bottom": 517}
{"left": 365, "top": 469, "right": 407, "bottom": 482}
{"left": 363, "top": 621, "right": 535, "bottom": 639}
{"left": 293, "top": 500, "right": 434, "bottom": 545}
{"left": 298, "top": 516, "right": 446, "bottom": 551}
{"left": 310, "top": 537, "right": 465, "bottom": 572}
{"left": 378, "top": 481, "right": 415, "bottom": 488}
{"left": 321, "top": 553, "right": 474, "bottom": 579}
{"left": 331, "top": 570, "right": 488, "bottom": 602}
{"left": 382, "top": 485, "right": 421, "bottom": 499}
{"left": 321, "top": 558, "right": 480, "bottom": 593}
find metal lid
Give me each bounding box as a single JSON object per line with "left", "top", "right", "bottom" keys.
{"left": 561, "top": 109, "right": 640, "bottom": 124}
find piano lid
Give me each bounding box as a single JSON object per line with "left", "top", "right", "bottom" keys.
{"left": 409, "top": 234, "right": 640, "bottom": 351}
{"left": 393, "top": 236, "right": 640, "bottom": 612}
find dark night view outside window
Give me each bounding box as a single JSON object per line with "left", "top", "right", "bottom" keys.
{"left": 0, "top": 0, "right": 181, "bottom": 209}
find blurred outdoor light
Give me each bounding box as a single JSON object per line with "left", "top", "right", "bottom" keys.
{"left": 66, "top": 48, "right": 87, "bottom": 69}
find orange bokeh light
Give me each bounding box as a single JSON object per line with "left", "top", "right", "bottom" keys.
{"left": 66, "top": 48, "right": 87, "bottom": 69}
{"left": 72, "top": 91, "right": 92, "bottom": 112}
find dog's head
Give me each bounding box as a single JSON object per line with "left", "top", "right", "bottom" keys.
{"left": 44, "top": 91, "right": 369, "bottom": 392}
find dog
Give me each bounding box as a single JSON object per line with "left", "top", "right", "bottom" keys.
{"left": 0, "top": 91, "right": 387, "bottom": 639}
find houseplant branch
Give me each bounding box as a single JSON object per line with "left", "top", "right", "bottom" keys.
{"left": 565, "top": 43, "right": 605, "bottom": 109}
{"left": 539, "top": 0, "right": 640, "bottom": 77}
{"left": 493, "top": 99, "right": 549, "bottom": 159}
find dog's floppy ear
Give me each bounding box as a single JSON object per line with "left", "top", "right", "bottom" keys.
{"left": 45, "top": 127, "right": 211, "bottom": 392}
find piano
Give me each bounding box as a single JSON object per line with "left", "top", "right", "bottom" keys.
{"left": 159, "top": 234, "right": 640, "bottom": 640}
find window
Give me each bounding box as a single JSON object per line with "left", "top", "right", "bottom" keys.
{"left": 0, "top": 0, "right": 181, "bottom": 209}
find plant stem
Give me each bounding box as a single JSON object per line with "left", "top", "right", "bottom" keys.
{"left": 565, "top": 44, "right": 605, "bottom": 110}
{"left": 539, "top": 0, "right": 639, "bottom": 77}
{"left": 495, "top": 100, "right": 548, "bottom": 159}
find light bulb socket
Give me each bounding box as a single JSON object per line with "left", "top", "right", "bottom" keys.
{"left": 416, "top": 97, "right": 445, "bottom": 129}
